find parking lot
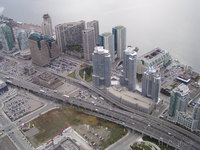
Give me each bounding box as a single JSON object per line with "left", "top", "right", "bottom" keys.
{"left": 47, "top": 57, "right": 79, "bottom": 76}
{"left": 3, "top": 94, "right": 44, "bottom": 121}
{"left": 0, "top": 57, "right": 18, "bottom": 73}
{"left": 74, "top": 124, "right": 110, "bottom": 150}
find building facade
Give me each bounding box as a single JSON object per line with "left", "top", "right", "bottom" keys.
{"left": 137, "top": 48, "right": 172, "bottom": 74}
{"left": 29, "top": 33, "right": 59, "bottom": 66}
{"left": 17, "top": 30, "right": 29, "bottom": 50}
{"left": 120, "top": 46, "right": 137, "bottom": 91}
{"left": 142, "top": 67, "right": 161, "bottom": 103}
{"left": 99, "top": 32, "right": 115, "bottom": 62}
{"left": 92, "top": 46, "right": 111, "bottom": 88}
{"left": 82, "top": 28, "right": 95, "bottom": 61}
{"left": 87, "top": 20, "right": 99, "bottom": 45}
{"left": 41, "top": 14, "right": 53, "bottom": 36}
{"left": 112, "top": 25, "right": 126, "bottom": 60}
{"left": 55, "top": 21, "right": 85, "bottom": 56}
{"left": 0, "top": 23, "right": 15, "bottom": 52}
{"left": 175, "top": 102, "right": 200, "bottom": 132}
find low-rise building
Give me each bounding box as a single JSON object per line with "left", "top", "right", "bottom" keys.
{"left": 137, "top": 48, "right": 172, "bottom": 74}
{"left": 108, "top": 87, "right": 155, "bottom": 114}
{"left": 33, "top": 72, "right": 63, "bottom": 89}
{"left": 24, "top": 65, "right": 35, "bottom": 75}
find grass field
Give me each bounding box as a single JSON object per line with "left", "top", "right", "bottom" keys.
{"left": 79, "top": 69, "right": 92, "bottom": 82}
{"left": 29, "top": 107, "right": 127, "bottom": 148}
{"left": 79, "top": 65, "right": 92, "bottom": 82}
{"left": 67, "top": 71, "right": 76, "bottom": 78}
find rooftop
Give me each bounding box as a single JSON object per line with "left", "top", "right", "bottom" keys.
{"left": 56, "top": 21, "right": 84, "bottom": 28}
{"left": 28, "top": 33, "right": 54, "bottom": 42}
{"left": 37, "top": 72, "right": 57, "bottom": 82}
{"left": 94, "top": 46, "right": 110, "bottom": 55}
{"left": 113, "top": 25, "right": 125, "bottom": 29}
{"left": 101, "top": 32, "right": 112, "bottom": 37}
{"left": 43, "top": 14, "right": 50, "bottom": 19}
{"left": 108, "top": 87, "right": 154, "bottom": 109}
{"left": 140, "top": 48, "right": 169, "bottom": 62}
{"left": 173, "top": 83, "right": 190, "bottom": 96}
{"left": 125, "top": 46, "right": 137, "bottom": 57}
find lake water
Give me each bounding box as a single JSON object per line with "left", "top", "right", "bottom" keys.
{"left": 1, "top": 0, "right": 200, "bottom": 72}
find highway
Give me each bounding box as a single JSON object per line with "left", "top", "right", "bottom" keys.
{"left": 3, "top": 75, "right": 200, "bottom": 150}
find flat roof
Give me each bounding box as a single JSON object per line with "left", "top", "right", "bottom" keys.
{"left": 139, "top": 48, "right": 169, "bottom": 62}
{"left": 173, "top": 83, "right": 190, "bottom": 96}
{"left": 113, "top": 25, "right": 125, "bottom": 29}
{"left": 101, "top": 32, "right": 112, "bottom": 37}
{"left": 108, "top": 87, "right": 154, "bottom": 109}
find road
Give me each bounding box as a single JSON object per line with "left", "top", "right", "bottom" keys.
{"left": 106, "top": 131, "right": 141, "bottom": 150}
{"left": 2, "top": 74, "right": 200, "bottom": 150}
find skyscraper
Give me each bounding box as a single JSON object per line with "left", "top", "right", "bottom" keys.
{"left": 112, "top": 25, "right": 126, "bottom": 60}
{"left": 55, "top": 21, "right": 85, "bottom": 54}
{"left": 41, "top": 14, "right": 53, "bottom": 36}
{"left": 142, "top": 67, "right": 161, "bottom": 103}
{"left": 92, "top": 46, "right": 111, "bottom": 88}
{"left": 82, "top": 28, "right": 95, "bottom": 61}
{"left": 168, "top": 84, "right": 190, "bottom": 117}
{"left": 17, "top": 30, "right": 29, "bottom": 50}
{"left": 87, "top": 20, "right": 99, "bottom": 45}
{"left": 120, "top": 46, "right": 137, "bottom": 91}
{"left": 99, "top": 32, "right": 115, "bottom": 62}
{"left": 29, "top": 33, "right": 59, "bottom": 66}
{"left": 0, "top": 24, "right": 15, "bottom": 52}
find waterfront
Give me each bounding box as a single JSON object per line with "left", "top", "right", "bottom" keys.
{"left": 1, "top": 0, "right": 200, "bottom": 72}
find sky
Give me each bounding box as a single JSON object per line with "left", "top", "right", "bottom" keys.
{"left": 1, "top": 0, "right": 200, "bottom": 71}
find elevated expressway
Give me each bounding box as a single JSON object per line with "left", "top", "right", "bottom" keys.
{"left": 2, "top": 75, "right": 200, "bottom": 150}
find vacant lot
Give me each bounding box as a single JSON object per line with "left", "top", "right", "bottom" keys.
{"left": 28, "top": 107, "right": 127, "bottom": 149}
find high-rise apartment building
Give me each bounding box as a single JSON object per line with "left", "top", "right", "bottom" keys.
{"left": 55, "top": 21, "right": 85, "bottom": 55}
{"left": 112, "top": 25, "right": 126, "bottom": 60}
{"left": 192, "top": 102, "right": 200, "bottom": 130}
{"left": 120, "top": 46, "right": 137, "bottom": 91}
{"left": 99, "top": 32, "right": 115, "bottom": 62}
{"left": 82, "top": 28, "right": 95, "bottom": 61}
{"left": 17, "top": 30, "right": 29, "bottom": 50}
{"left": 168, "top": 84, "right": 190, "bottom": 117}
{"left": 87, "top": 20, "right": 99, "bottom": 45}
{"left": 28, "top": 33, "right": 59, "bottom": 66}
{"left": 41, "top": 14, "right": 53, "bottom": 36}
{"left": 0, "top": 23, "right": 15, "bottom": 52}
{"left": 142, "top": 67, "right": 161, "bottom": 103}
{"left": 92, "top": 46, "right": 111, "bottom": 88}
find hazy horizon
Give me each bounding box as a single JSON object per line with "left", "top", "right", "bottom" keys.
{"left": 1, "top": 0, "right": 200, "bottom": 72}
